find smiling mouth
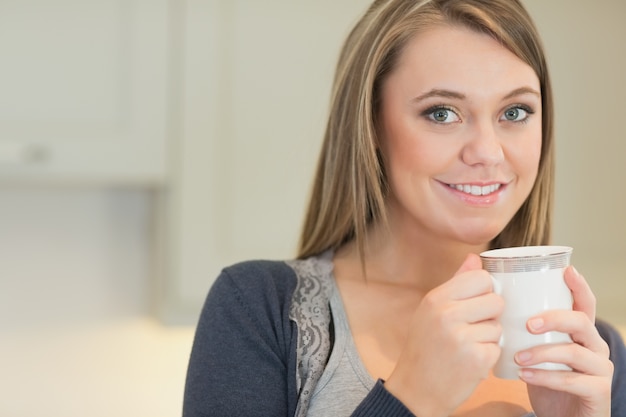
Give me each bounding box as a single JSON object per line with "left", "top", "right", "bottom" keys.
{"left": 447, "top": 183, "right": 502, "bottom": 196}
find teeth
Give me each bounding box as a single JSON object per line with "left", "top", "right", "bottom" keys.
{"left": 450, "top": 183, "right": 501, "bottom": 196}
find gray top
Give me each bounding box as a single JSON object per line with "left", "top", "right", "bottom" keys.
{"left": 307, "top": 276, "right": 376, "bottom": 416}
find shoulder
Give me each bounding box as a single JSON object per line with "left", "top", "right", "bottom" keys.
{"left": 595, "top": 318, "right": 624, "bottom": 342}
{"left": 207, "top": 259, "right": 300, "bottom": 320}
{"left": 595, "top": 318, "right": 626, "bottom": 414}
{"left": 219, "top": 259, "right": 299, "bottom": 296}
{"left": 210, "top": 253, "right": 336, "bottom": 307}
{"left": 195, "top": 259, "right": 302, "bottom": 365}
{"left": 595, "top": 318, "right": 626, "bottom": 360}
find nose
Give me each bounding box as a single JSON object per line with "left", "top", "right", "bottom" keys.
{"left": 461, "top": 120, "right": 505, "bottom": 166}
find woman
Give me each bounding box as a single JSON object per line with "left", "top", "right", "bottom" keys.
{"left": 184, "top": 1, "right": 624, "bottom": 416}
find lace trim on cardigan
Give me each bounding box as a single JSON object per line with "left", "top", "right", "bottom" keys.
{"left": 286, "top": 251, "right": 334, "bottom": 417}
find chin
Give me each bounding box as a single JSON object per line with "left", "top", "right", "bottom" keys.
{"left": 455, "top": 226, "right": 503, "bottom": 247}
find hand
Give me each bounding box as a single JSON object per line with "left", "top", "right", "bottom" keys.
{"left": 384, "top": 254, "right": 504, "bottom": 417}
{"left": 515, "top": 266, "right": 613, "bottom": 417}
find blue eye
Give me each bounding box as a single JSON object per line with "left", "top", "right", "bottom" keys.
{"left": 425, "top": 106, "right": 460, "bottom": 123}
{"left": 501, "top": 105, "right": 533, "bottom": 122}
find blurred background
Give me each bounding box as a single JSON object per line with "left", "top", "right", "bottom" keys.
{"left": 1, "top": 1, "right": 624, "bottom": 415}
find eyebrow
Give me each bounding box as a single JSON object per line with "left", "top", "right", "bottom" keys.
{"left": 411, "top": 86, "right": 541, "bottom": 103}
{"left": 412, "top": 89, "right": 466, "bottom": 103}
{"left": 502, "top": 86, "right": 541, "bottom": 100}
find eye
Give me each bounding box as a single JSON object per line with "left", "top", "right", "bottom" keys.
{"left": 501, "top": 105, "right": 533, "bottom": 122}
{"left": 425, "top": 106, "right": 460, "bottom": 124}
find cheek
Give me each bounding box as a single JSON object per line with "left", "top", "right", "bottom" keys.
{"left": 526, "top": 131, "right": 543, "bottom": 174}
{"left": 380, "top": 115, "right": 454, "bottom": 176}
{"left": 507, "top": 131, "right": 542, "bottom": 182}
{"left": 382, "top": 134, "right": 450, "bottom": 184}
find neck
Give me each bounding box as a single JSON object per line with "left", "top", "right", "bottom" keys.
{"left": 335, "top": 220, "right": 490, "bottom": 292}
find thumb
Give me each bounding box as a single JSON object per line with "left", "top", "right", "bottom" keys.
{"left": 454, "top": 253, "right": 483, "bottom": 276}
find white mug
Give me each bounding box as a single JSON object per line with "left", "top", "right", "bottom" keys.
{"left": 480, "top": 245, "right": 574, "bottom": 379}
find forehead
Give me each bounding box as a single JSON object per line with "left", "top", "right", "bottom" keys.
{"left": 388, "top": 24, "right": 540, "bottom": 96}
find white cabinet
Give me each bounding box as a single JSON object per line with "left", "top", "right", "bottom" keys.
{"left": 0, "top": 0, "right": 170, "bottom": 185}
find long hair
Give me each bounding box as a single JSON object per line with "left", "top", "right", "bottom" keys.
{"left": 298, "top": 0, "right": 554, "bottom": 259}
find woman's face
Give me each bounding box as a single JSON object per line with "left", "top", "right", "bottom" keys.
{"left": 378, "top": 24, "right": 542, "bottom": 246}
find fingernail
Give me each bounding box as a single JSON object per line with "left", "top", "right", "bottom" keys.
{"left": 528, "top": 317, "right": 544, "bottom": 331}
{"left": 516, "top": 351, "right": 532, "bottom": 364}
{"left": 572, "top": 266, "right": 581, "bottom": 277}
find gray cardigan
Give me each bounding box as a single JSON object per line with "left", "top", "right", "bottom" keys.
{"left": 183, "top": 256, "right": 626, "bottom": 417}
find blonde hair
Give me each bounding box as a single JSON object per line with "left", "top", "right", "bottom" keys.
{"left": 298, "top": 0, "right": 554, "bottom": 259}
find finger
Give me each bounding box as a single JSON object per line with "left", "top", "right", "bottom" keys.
{"left": 526, "top": 310, "right": 609, "bottom": 356}
{"left": 515, "top": 342, "right": 613, "bottom": 376}
{"left": 563, "top": 266, "right": 596, "bottom": 322}
{"left": 521, "top": 369, "right": 612, "bottom": 406}
{"left": 454, "top": 253, "right": 483, "bottom": 275}
{"left": 443, "top": 254, "right": 495, "bottom": 300}
{"left": 449, "top": 292, "right": 504, "bottom": 324}
{"left": 461, "top": 319, "right": 502, "bottom": 344}
{"left": 438, "top": 271, "right": 496, "bottom": 301}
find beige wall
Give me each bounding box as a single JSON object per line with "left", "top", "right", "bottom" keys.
{"left": 524, "top": 0, "right": 626, "bottom": 321}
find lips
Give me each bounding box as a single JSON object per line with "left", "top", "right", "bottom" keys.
{"left": 447, "top": 183, "right": 502, "bottom": 196}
